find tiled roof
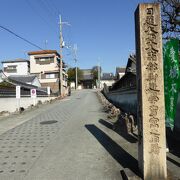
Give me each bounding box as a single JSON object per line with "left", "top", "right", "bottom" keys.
{"left": 1, "top": 59, "right": 29, "bottom": 63}
{"left": 101, "top": 73, "right": 114, "bottom": 80}
{"left": 125, "top": 54, "right": 136, "bottom": 74}
{"left": 116, "top": 67, "right": 126, "bottom": 73}
{"left": 8, "top": 75, "right": 36, "bottom": 84}
{"left": 82, "top": 74, "right": 93, "bottom": 80}
{"left": 0, "top": 80, "right": 47, "bottom": 96}
{"left": 81, "top": 69, "right": 92, "bottom": 75}
{"left": 28, "top": 50, "right": 60, "bottom": 56}
{"left": 81, "top": 69, "right": 93, "bottom": 80}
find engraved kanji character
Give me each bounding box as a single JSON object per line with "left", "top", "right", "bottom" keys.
{"left": 148, "top": 92, "right": 159, "bottom": 104}
{"left": 149, "top": 117, "right": 159, "bottom": 124}
{"left": 146, "top": 46, "right": 158, "bottom": 61}
{"left": 149, "top": 143, "right": 160, "bottom": 154}
{"left": 149, "top": 132, "right": 160, "bottom": 143}
{"left": 147, "top": 8, "right": 153, "bottom": 15}
{"left": 146, "top": 62, "right": 158, "bottom": 72}
{"left": 149, "top": 105, "right": 158, "bottom": 117}
{"left": 145, "top": 25, "right": 158, "bottom": 35}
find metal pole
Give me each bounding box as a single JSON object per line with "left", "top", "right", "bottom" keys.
{"left": 59, "top": 15, "right": 63, "bottom": 96}
{"left": 98, "top": 61, "right": 101, "bottom": 89}
{"left": 74, "top": 44, "right": 78, "bottom": 90}
{"left": 75, "top": 64, "right": 78, "bottom": 90}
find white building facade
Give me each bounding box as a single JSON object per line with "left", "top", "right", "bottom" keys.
{"left": 2, "top": 59, "right": 29, "bottom": 77}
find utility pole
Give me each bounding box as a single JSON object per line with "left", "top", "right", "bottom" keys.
{"left": 59, "top": 15, "right": 70, "bottom": 96}
{"left": 73, "top": 44, "right": 78, "bottom": 90}
{"left": 59, "top": 15, "right": 63, "bottom": 96}
{"left": 44, "top": 40, "right": 48, "bottom": 49}
{"left": 98, "top": 59, "right": 101, "bottom": 89}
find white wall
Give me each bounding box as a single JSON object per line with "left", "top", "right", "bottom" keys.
{"left": 40, "top": 79, "right": 57, "bottom": 83}
{"left": 118, "top": 72, "right": 125, "bottom": 79}
{"left": 0, "top": 97, "right": 56, "bottom": 113}
{"left": 70, "top": 82, "right": 75, "bottom": 89}
{"left": 3, "top": 62, "right": 29, "bottom": 76}
{"left": 100, "top": 80, "right": 115, "bottom": 88}
{"left": 0, "top": 74, "right": 3, "bottom": 83}
{"left": 31, "top": 78, "right": 41, "bottom": 87}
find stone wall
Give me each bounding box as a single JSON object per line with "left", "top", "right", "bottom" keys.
{"left": 97, "top": 91, "right": 137, "bottom": 133}
{"left": 103, "top": 88, "right": 180, "bottom": 134}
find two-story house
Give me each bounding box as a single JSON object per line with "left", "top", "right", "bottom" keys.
{"left": 28, "top": 50, "right": 67, "bottom": 93}
{"left": 2, "top": 59, "right": 30, "bottom": 77}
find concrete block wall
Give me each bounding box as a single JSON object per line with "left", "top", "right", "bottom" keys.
{"left": 0, "top": 97, "right": 56, "bottom": 113}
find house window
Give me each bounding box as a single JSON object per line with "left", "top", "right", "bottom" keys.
{"left": 4, "top": 65, "right": 17, "bottom": 73}
{"left": 35, "top": 57, "right": 54, "bottom": 65}
{"left": 46, "top": 74, "right": 55, "bottom": 79}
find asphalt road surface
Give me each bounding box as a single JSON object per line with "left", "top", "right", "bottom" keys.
{"left": 0, "top": 89, "right": 179, "bottom": 180}
{"left": 0, "top": 90, "right": 125, "bottom": 180}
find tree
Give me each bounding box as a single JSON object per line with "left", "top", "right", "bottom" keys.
{"left": 67, "top": 68, "right": 83, "bottom": 84}
{"left": 155, "top": 0, "right": 180, "bottom": 38}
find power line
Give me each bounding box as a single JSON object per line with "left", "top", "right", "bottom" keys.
{"left": 44, "top": 0, "right": 59, "bottom": 17}
{"left": 0, "top": 25, "right": 44, "bottom": 50}
{"left": 25, "top": 0, "right": 57, "bottom": 32}
{"left": 45, "top": 0, "right": 60, "bottom": 15}
{"left": 38, "top": 0, "right": 57, "bottom": 23}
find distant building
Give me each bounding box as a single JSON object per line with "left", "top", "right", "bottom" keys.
{"left": 0, "top": 70, "right": 7, "bottom": 83}
{"left": 8, "top": 75, "right": 41, "bottom": 87}
{"left": 125, "top": 54, "right": 136, "bottom": 74}
{"left": 80, "top": 69, "right": 94, "bottom": 89}
{"left": 111, "top": 54, "right": 136, "bottom": 91}
{"left": 100, "top": 73, "right": 115, "bottom": 88}
{"left": 2, "top": 59, "right": 30, "bottom": 77}
{"left": 28, "top": 50, "right": 68, "bottom": 94}
{"left": 115, "top": 67, "right": 126, "bottom": 79}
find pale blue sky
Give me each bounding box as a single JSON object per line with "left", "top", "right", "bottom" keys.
{"left": 0, "top": 0, "right": 149, "bottom": 74}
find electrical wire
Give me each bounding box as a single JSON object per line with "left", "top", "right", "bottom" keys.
{"left": 50, "top": 0, "right": 60, "bottom": 15}
{"left": 26, "top": 0, "right": 57, "bottom": 32}
{"left": 38, "top": 0, "right": 57, "bottom": 23}
{"left": 32, "top": 0, "right": 74, "bottom": 63}
{"left": 43, "top": 0, "right": 59, "bottom": 17}
{"left": 0, "top": 25, "right": 44, "bottom": 50}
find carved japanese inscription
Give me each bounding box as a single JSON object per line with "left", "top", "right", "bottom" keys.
{"left": 135, "top": 4, "right": 167, "bottom": 179}
{"left": 144, "top": 7, "right": 161, "bottom": 155}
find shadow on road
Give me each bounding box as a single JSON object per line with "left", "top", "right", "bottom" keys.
{"left": 98, "top": 119, "right": 137, "bottom": 143}
{"left": 167, "top": 156, "right": 180, "bottom": 167}
{"left": 85, "top": 124, "right": 140, "bottom": 177}
{"left": 166, "top": 127, "right": 180, "bottom": 158}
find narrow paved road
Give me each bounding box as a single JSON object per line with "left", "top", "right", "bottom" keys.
{"left": 0, "top": 90, "right": 128, "bottom": 180}
{"left": 0, "top": 90, "right": 180, "bottom": 180}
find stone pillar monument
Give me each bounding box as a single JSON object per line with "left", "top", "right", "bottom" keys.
{"left": 135, "top": 4, "right": 167, "bottom": 179}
